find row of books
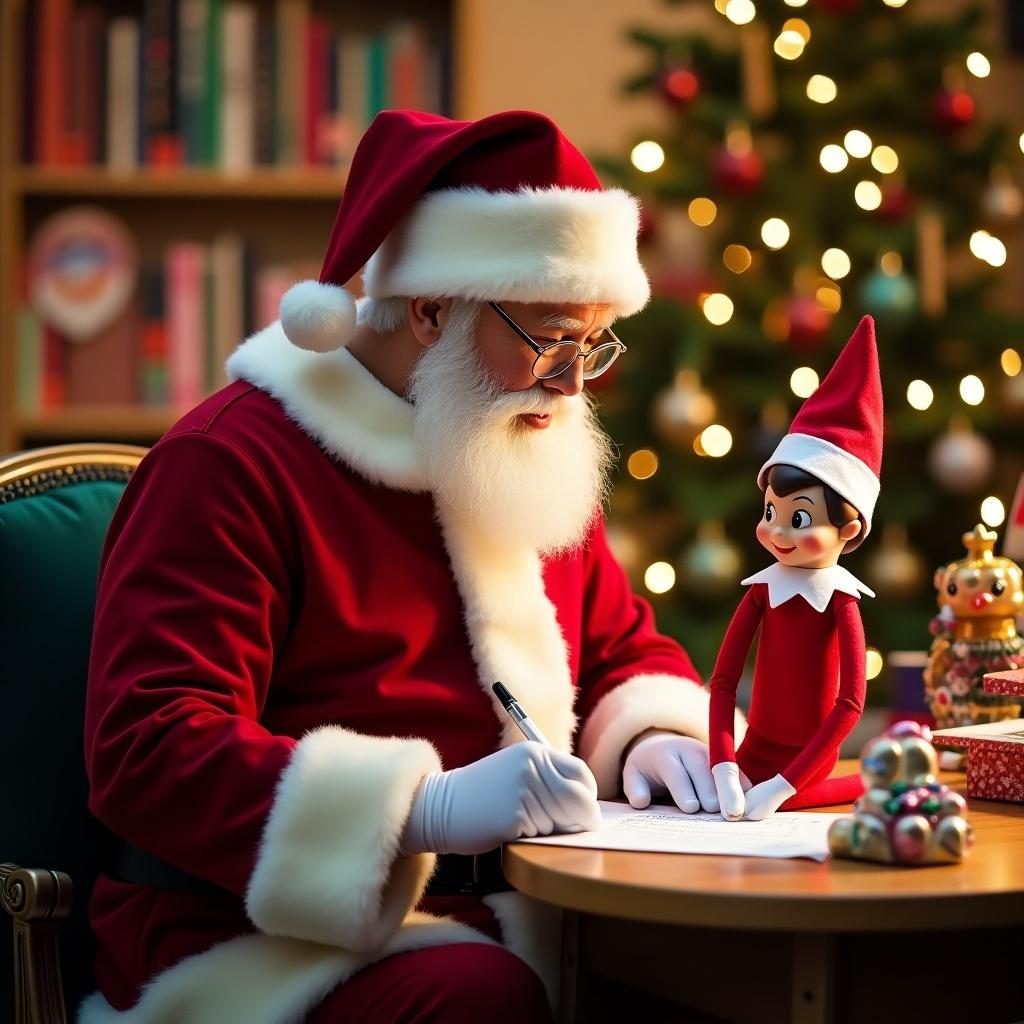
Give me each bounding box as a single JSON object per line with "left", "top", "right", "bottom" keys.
{"left": 21, "top": 0, "right": 452, "bottom": 170}
{"left": 16, "top": 238, "right": 314, "bottom": 412}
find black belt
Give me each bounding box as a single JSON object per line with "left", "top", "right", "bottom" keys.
{"left": 109, "top": 842, "right": 511, "bottom": 900}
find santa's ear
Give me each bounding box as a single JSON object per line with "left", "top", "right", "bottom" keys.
{"left": 839, "top": 519, "right": 863, "bottom": 542}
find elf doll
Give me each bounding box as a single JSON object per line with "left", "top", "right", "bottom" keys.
{"left": 709, "top": 315, "right": 883, "bottom": 821}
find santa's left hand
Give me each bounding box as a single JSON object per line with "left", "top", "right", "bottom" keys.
{"left": 622, "top": 733, "right": 719, "bottom": 813}
{"left": 742, "top": 773, "right": 797, "bottom": 821}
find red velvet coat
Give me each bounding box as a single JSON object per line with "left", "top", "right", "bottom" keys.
{"left": 81, "top": 323, "right": 712, "bottom": 1023}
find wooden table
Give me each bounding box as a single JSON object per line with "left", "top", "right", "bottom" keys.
{"left": 503, "top": 762, "right": 1024, "bottom": 1024}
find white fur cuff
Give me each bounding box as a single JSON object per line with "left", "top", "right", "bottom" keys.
{"left": 246, "top": 727, "right": 441, "bottom": 952}
{"left": 578, "top": 674, "right": 748, "bottom": 798}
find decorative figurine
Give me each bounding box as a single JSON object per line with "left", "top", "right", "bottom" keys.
{"left": 829, "top": 720, "right": 972, "bottom": 865}
{"left": 924, "top": 524, "right": 1024, "bottom": 729}
{"left": 709, "top": 316, "right": 882, "bottom": 821}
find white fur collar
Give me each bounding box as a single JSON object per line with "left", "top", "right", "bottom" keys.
{"left": 226, "top": 320, "right": 428, "bottom": 491}
{"left": 741, "top": 562, "right": 874, "bottom": 613}
{"left": 226, "top": 322, "right": 576, "bottom": 750}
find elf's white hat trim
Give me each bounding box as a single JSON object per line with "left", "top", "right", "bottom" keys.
{"left": 757, "top": 431, "right": 880, "bottom": 536}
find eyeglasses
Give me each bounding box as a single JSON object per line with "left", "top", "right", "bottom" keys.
{"left": 487, "top": 301, "right": 627, "bottom": 381}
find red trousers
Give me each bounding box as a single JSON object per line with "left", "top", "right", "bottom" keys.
{"left": 738, "top": 727, "right": 863, "bottom": 810}
{"left": 305, "top": 943, "right": 552, "bottom": 1023}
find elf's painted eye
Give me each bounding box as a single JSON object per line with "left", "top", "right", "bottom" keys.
{"left": 765, "top": 502, "right": 775, "bottom": 523}
{"left": 791, "top": 509, "right": 812, "bottom": 529}
{"left": 992, "top": 578, "right": 1007, "bottom": 596}
{"left": 947, "top": 581, "right": 958, "bottom": 596}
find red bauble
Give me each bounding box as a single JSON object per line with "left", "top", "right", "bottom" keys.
{"left": 817, "top": 0, "right": 861, "bottom": 12}
{"left": 877, "top": 184, "right": 913, "bottom": 222}
{"left": 933, "top": 89, "right": 976, "bottom": 133}
{"left": 658, "top": 66, "right": 700, "bottom": 108}
{"left": 785, "top": 296, "right": 831, "bottom": 349}
{"left": 713, "top": 147, "right": 764, "bottom": 195}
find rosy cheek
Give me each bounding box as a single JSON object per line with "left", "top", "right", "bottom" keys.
{"left": 797, "top": 532, "right": 826, "bottom": 556}
{"left": 755, "top": 520, "right": 771, "bottom": 546}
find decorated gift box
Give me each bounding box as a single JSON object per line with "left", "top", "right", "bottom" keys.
{"left": 933, "top": 669, "right": 1024, "bottom": 802}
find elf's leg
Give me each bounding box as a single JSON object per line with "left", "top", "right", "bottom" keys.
{"left": 780, "top": 772, "right": 863, "bottom": 810}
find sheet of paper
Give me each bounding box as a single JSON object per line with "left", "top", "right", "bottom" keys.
{"left": 518, "top": 801, "right": 844, "bottom": 862}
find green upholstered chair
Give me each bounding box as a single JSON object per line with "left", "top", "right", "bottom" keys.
{"left": 0, "top": 444, "right": 147, "bottom": 1024}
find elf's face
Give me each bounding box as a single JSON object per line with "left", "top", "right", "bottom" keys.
{"left": 756, "top": 484, "right": 862, "bottom": 569}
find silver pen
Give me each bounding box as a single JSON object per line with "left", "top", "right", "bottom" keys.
{"left": 492, "top": 681, "right": 551, "bottom": 746}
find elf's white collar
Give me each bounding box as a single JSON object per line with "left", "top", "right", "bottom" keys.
{"left": 741, "top": 562, "right": 874, "bottom": 613}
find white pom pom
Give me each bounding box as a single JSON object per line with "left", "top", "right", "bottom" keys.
{"left": 279, "top": 280, "right": 358, "bottom": 353}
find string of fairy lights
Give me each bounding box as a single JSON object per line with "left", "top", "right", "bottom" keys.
{"left": 617, "top": 0, "right": 1023, "bottom": 660}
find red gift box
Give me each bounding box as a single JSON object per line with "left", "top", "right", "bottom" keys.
{"left": 933, "top": 669, "right": 1024, "bottom": 802}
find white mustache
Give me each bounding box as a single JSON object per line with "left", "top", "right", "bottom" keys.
{"left": 490, "top": 385, "right": 566, "bottom": 419}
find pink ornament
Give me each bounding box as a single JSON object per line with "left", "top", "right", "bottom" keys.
{"left": 713, "top": 147, "right": 764, "bottom": 195}
{"left": 933, "top": 89, "right": 976, "bottom": 133}
{"left": 659, "top": 67, "right": 700, "bottom": 108}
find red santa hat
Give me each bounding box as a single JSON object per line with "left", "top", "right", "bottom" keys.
{"left": 279, "top": 109, "right": 651, "bottom": 353}
{"left": 757, "top": 315, "right": 883, "bottom": 536}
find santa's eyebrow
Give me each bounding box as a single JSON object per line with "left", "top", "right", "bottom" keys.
{"left": 536, "top": 312, "right": 588, "bottom": 331}
{"left": 793, "top": 494, "right": 815, "bottom": 504}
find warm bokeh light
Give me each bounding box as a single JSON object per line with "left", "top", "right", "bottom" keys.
{"left": 702, "top": 293, "right": 735, "bottom": 325}
{"left": 865, "top": 648, "right": 884, "bottom": 680}
{"left": 844, "top": 130, "right": 873, "bottom": 158}
{"left": 871, "top": 145, "right": 899, "bottom": 174}
{"left": 700, "top": 424, "right": 733, "bottom": 458}
{"left": 725, "top": 0, "right": 756, "bottom": 25}
{"left": 880, "top": 251, "right": 903, "bottom": 276}
{"left": 970, "top": 230, "right": 1007, "bottom": 267}
{"left": 820, "top": 144, "right": 849, "bottom": 172}
{"left": 627, "top": 449, "right": 659, "bottom": 480}
{"left": 1001, "top": 348, "right": 1022, "bottom": 377}
{"left": 774, "top": 30, "right": 806, "bottom": 60}
{"left": 784, "top": 0, "right": 808, "bottom": 5}
{"left": 790, "top": 367, "right": 819, "bottom": 398}
{"left": 631, "top": 141, "right": 664, "bottom": 173}
{"left": 967, "top": 52, "right": 991, "bottom": 78}
{"left": 854, "top": 181, "right": 882, "bottom": 210}
{"left": 1020, "top": 133, "right": 1024, "bottom": 155}
{"left": 882, "top": 0, "right": 908, "bottom": 7}
{"left": 981, "top": 496, "right": 1006, "bottom": 528}
{"left": 959, "top": 374, "right": 985, "bottom": 406}
{"left": 644, "top": 561, "right": 676, "bottom": 594}
{"left": 806, "top": 75, "right": 837, "bottom": 103}
{"left": 816, "top": 283, "right": 842, "bottom": 313}
{"left": 688, "top": 197, "right": 718, "bottom": 226}
{"left": 723, "top": 244, "right": 753, "bottom": 273}
{"left": 783, "top": 18, "right": 811, "bottom": 41}
{"left": 714, "top": 0, "right": 729, "bottom": 11}
{"left": 821, "top": 248, "right": 851, "bottom": 279}
{"left": 907, "top": 379, "right": 934, "bottom": 411}
{"left": 761, "top": 217, "right": 791, "bottom": 249}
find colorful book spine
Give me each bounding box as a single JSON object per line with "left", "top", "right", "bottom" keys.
{"left": 366, "top": 32, "right": 389, "bottom": 124}
{"left": 255, "top": 265, "right": 291, "bottom": 331}
{"left": 210, "top": 233, "right": 245, "bottom": 388}
{"left": 339, "top": 30, "right": 368, "bottom": 143}
{"left": 221, "top": 2, "right": 255, "bottom": 171}
{"left": 166, "top": 243, "right": 206, "bottom": 407}
{"left": 203, "top": 0, "right": 223, "bottom": 166}
{"left": 140, "top": 264, "right": 169, "bottom": 405}
{"left": 275, "top": 0, "right": 307, "bottom": 165}
{"left": 142, "top": 0, "right": 183, "bottom": 166}
{"left": 305, "top": 17, "right": 329, "bottom": 166}
{"left": 37, "top": 0, "right": 70, "bottom": 165}
{"left": 253, "top": 10, "right": 277, "bottom": 165}
{"left": 106, "top": 17, "right": 140, "bottom": 171}
{"left": 178, "top": 0, "right": 210, "bottom": 165}
{"left": 16, "top": 306, "right": 43, "bottom": 413}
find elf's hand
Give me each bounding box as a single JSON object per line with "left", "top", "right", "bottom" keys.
{"left": 711, "top": 761, "right": 752, "bottom": 821}
{"left": 400, "top": 742, "right": 602, "bottom": 856}
{"left": 742, "top": 773, "right": 797, "bottom": 821}
{"left": 623, "top": 734, "right": 720, "bottom": 813}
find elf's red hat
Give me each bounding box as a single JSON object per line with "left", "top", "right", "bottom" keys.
{"left": 758, "top": 315, "right": 883, "bottom": 535}
{"left": 279, "top": 109, "right": 651, "bottom": 353}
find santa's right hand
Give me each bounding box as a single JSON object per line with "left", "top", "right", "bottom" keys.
{"left": 711, "top": 761, "right": 750, "bottom": 821}
{"left": 399, "top": 742, "right": 602, "bottom": 855}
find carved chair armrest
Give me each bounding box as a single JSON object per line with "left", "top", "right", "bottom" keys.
{"left": 1, "top": 863, "right": 73, "bottom": 1024}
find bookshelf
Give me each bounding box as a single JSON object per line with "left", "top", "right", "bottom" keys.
{"left": 0, "top": 0, "right": 471, "bottom": 455}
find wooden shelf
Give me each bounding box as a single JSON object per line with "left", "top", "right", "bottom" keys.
{"left": 13, "top": 167, "right": 349, "bottom": 199}
{"left": 16, "top": 406, "right": 184, "bottom": 441}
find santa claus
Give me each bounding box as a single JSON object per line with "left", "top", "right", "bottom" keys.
{"left": 82, "top": 109, "right": 740, "bottom": 1024}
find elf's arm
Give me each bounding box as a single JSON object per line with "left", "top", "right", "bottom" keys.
{"left": 780, "top": 592, "right": 866, "bottom": 791}
{"left": 708, "top": 586, "right": 764, "bottom": 766}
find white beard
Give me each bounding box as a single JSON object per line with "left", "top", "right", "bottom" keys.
{"left": 408, "top": 301, "right": 615, "bottom": 556}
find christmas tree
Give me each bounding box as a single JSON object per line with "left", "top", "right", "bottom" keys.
{"left": 595, "top": 0, "right": 1024, "bottom": 677}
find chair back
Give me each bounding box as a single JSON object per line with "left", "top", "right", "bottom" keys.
{"left": 0, "top": 444, "right": 147, "bottom": 1024}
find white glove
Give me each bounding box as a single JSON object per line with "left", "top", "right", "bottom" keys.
{"left": 711, "top": 761, "right": 752, "bottom": 821}
{"left": 623, "top": 734, "right": 720, "bottom": 813}
{"left": 400, "top": 742, "right": 602, "bottom": 856}
{"left": 742, "top": 773, "right": 797, "bottom": 821}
